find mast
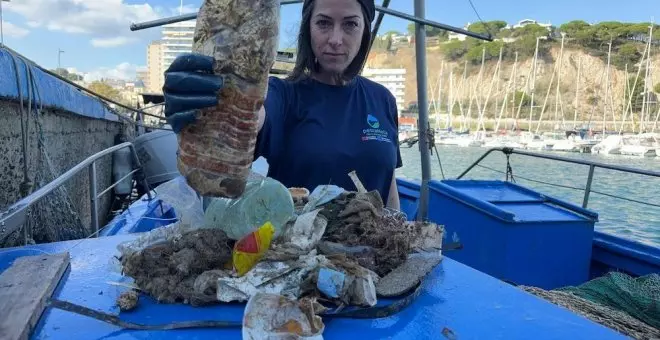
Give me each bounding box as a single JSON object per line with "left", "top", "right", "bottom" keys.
{"left": 496, "top": 51, "right": 517, "bottom": 132}
{"left": 555, "top": 33, "right": 565, "bottom": 130}
{"left": 438, "top": 61, "right": 444, "bottom": 130}
{"left": 641, "top": 23, "right": 653, "bottom": 133}
{"left": 448, "top": 69, "right": 454, "bottom": 129}
{"left": 529, "top": 37, "right": 540, "bottom": 132}
{"left": 414, "top": 0, "right": 431, "bottom": 221}
{"left": 602, "top": 40, "right": 612, "bottom": 135}
{"left": 573, "top": 56, "right": 581, "bottom": 129}
{"left": 478, "top": 46, "right": 503, "bottom": 132}
{"left": 622, "top": 64, "right": 629, "bottom": 133}
{"left": 510, "top": 51, "right": 518, "bottom": 125}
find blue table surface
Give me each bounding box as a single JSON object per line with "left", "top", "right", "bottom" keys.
{"left": 0, "top": 234, "right": 626, "bottom": 340}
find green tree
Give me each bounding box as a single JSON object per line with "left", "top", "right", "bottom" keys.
{"left": 653, "top": 82, "right": 660, "bottom": 94}
{"left": 87, "top": 81, "right": 123, "bottom": 103}
{"left": 407, "top": 23, "right": 448, "bottom": 39}
{"left": 467, "top": 20, "right": 508, "bottom": 36}
{"left": 512, "top": 23, "right": 549, "bottom": 38}
{"left": 383, "top": 30, "right": 402, "bottom": 36}
{"left": 513, "top": 91, "right": 533, "bottom": 107}
{"left": 593, "top": 21, "right": 627, "bottom": 41}
{"left": 465, "top": 41, "right": 505, "bottom": 64}
{"left": 613, "top": 43, "right": 641, "bottom": 68}
{"left": 559, "top": 20, "right": 590, "bottom": 36}
{"left": 52, "top": 68, "right": 83, "bottom": 82}
{"left": 441, "top": 40, "right": 468, "bottom": 60}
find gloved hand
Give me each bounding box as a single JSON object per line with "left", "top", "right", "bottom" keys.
{"left": 162, "top": 53, "right": 224, "bottom": 133}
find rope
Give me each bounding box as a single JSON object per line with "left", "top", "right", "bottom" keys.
{"left": 49, "top": 299, "right": 241, "bottom": 330}
{"left": 426, "top": 125, "right": 446, "bottom": 179}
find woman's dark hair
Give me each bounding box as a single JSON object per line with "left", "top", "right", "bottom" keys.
{"left": 286, "top": 0, "right": 372, "bottom": 83}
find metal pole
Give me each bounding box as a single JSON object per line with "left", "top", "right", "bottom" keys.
{"left": 0, "top": 0, "right": 5, "bottom": 46}
{"left": 89, "top": 161, "right": 99, "bottom": 236}
{"left": 582, "top": 165, "right": 595, "bottom": 208}
{"left": 414, "top": 0, "right": 431, "bottom": 222}
{"left": 370, "top": 0, "right": 390, "bottom": 39}
{"left": 128, "top": 0, "right": 493, "bottom": 42}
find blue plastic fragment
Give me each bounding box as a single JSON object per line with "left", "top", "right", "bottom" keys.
{"left": 317, "top": 267, "right": 346, "bottom": 299}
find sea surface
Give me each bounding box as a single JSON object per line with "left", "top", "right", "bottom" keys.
{"left": 396, "top": 145, "right": 660, "bottom": 247}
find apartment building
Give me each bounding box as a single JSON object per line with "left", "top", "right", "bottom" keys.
{"left": 361, "top": 68, "right": 406, "bottom": 111}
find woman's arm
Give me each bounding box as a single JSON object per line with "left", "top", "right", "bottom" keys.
{"left": 386, "top": 171, "right": 400, "bottom": 210}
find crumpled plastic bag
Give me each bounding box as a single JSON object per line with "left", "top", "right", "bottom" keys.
{"left": 217, "top": 251, "right": 331, "bottom": 303}
{"left": 242, "top": 293, "right": 325, "bottom": 340}
{"left": 116, "top": 176, "right": 206, "bottom": 257}
{"left": 157, "top": 175, "right": 205, "bottom": 228}
{"left": 302, "top": 185, "right": 345, "bottom": 213}
{"left": 203, "top": 172, "right": 295, "bottom": 240}
{"left": 274, "top": 209, "right": 327, "bottom": 254}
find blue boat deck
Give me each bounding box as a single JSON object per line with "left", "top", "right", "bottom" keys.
{"left": 0, "top": 233, "right": 627, "bottom": 340}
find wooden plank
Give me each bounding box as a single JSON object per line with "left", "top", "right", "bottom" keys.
{"left": 0, "top": 252, "right": 70, "bottom": 340}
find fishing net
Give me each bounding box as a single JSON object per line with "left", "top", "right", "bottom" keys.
{"left": 521, "top": 272, "right": 660, "bottom": 340}
{"left": 522, "top": 286, "right": 660, "bottom": 340}
{"left": 557, "top": 272, "right": 660, "bottom": 329}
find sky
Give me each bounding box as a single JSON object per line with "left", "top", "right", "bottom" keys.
{"left": 0, "top": 0, "right": 657, "bottom": 82}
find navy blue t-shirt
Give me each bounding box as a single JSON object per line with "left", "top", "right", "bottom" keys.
{"left": 254, "top": 75, "right": 402, "bottom": 204}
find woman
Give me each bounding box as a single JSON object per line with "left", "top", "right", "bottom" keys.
{"left": 163, "top": 0, "right": 402, "bottom": 210}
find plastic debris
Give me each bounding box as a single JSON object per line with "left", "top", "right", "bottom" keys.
{"left": 289, "top": 187, "right": 310, "bottom": 208}
{"left": 217, "top": 251, "right": 331, "bottom": 303}
{"left": 233, "top": 222, "right": 276, "bottom": 276}
{"left": 275, "top": 209, "right": 327, "bottom": 254}
{"left": 242, "top": 293, "right": 325, "bottom": 340}
{"left": 316, "top": 268, "right": 346, "bottom": 299}
{"left": 251, "top": 156, "right": 269, "bottom": 177}
{"left": 302, "top": 185, "right": 345, "bottom": 213}
{"left": 156, "top": 175, "right": 205, "bottom": 228}
{"left": 203, "top": 173, "right": 295, "bottom": 240}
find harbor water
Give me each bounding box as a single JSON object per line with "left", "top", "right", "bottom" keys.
{"left": 397, "top": 145, "right": 660, "bottom": 247}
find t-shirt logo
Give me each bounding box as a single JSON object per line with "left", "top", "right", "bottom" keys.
{"left": 367, "top": 114, "right": 380, "bottom": 129}
{"left": 362, "top": 113, "right": 391, "bottom": 143}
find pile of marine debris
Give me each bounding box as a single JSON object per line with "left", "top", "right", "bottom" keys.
{"left": 116, "top": 172, "right": 444, "bottom": 337}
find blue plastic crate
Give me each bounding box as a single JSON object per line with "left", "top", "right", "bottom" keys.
{"left": 427, "top": 179, "right": 599, "bottom": 290}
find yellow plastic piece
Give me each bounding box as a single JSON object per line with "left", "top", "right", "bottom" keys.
{"left": 232, "top": 221, "right": 275, "bottom": 277}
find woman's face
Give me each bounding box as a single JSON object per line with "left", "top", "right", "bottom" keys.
{"left": 309, "top": 0, "right": 365, "bottom": 75}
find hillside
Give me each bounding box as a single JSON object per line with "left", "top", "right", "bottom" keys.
{"left": 365, "top": 21, "right": 660, "bottom": 128}
{"left": 367, "top": 45, "right": 659, "bottom": 118}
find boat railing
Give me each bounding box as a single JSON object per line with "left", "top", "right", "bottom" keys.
{"left": 457, "top": 147, "right": 660, "bottom": 209}
{"left": 0, "top": 142, "right": 152, "bottom": 245}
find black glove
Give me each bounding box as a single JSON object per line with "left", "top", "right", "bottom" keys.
{"left": 162, "top": 53, "right": 224, "bottom": 133}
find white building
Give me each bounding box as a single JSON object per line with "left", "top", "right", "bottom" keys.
{"left": 513, "top": 19, "right": 552, "bottom": 30}
{"left": 161, "top": 21, "right": 196, "bottom": 75}
{"left": 361, "top": 68, "right": 406, "bottom": 111}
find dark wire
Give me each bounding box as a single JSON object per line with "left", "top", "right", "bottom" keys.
{"left": 466, "top": 0, "right": 495, "bottom": 39}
